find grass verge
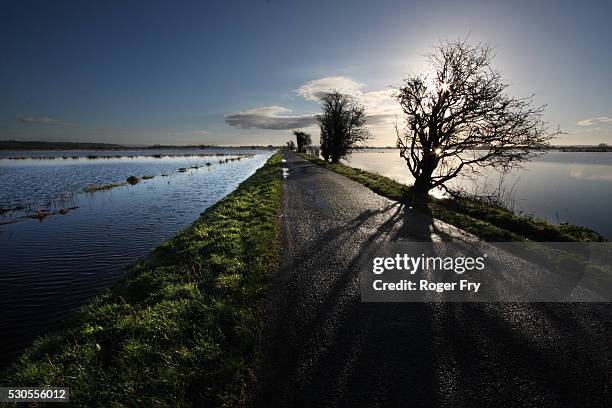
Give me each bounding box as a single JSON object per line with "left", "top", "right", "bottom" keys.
{"left": 296, "top": 152, "right": 605, "bottom": 242}
{"left": 83, "top": 182, "right": 126, "bottom": 193}
{"left": 3, "top": 151, "right": 284, "bottom": 407}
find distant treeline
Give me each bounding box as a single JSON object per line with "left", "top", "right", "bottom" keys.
{"left": 0, "top": 140, "right": 127, "bottom": 150}
{"left": 0, "top": 140, "right": 279, "bottom": 151}
{"left": 359, "top": 145, "right": 612, "bottom": 152}
{"left": 147, "top": 144, "right": 278, "bottom": 150}
{"left": 557, "top": 144, "right": 612, "bottom": 152}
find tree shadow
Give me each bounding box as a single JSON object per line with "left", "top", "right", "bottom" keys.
{"left": 252, "top": 155, "right": 611, "bottom": 407}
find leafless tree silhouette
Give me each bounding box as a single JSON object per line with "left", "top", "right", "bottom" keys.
{"left": 319, "top": 91, "right": 370, "bottom": 163}
{"left": 396, "top": 39, "right": 557, "bottom": 195}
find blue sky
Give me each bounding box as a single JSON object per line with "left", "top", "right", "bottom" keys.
{"left": 1, "top": 0, "right": 611, "bottom": 145}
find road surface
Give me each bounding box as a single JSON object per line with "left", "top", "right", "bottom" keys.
{"left": 250, "top": 151, "right": 610, "bottom": 407}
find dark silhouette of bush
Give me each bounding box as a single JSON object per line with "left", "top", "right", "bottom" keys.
{"left": 318, "top": 91, "right": 370, "bottom": 163}
{"left": 294, "top": 131, "right": 312, "bottom": 153}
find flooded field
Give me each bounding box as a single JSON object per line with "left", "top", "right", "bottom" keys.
{"left": 346, "top": 150, "right": 612, "bottom": 239}
{"left": 0, "top": 149, "right": 272, "bottom": 366}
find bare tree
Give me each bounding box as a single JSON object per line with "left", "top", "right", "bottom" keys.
{"left": 396, "top": 39, "right": 557, "bottom": 195}
{"left": 294, "top": 131, "right": 312, "bottom": 153}
{"left": 318, "top": 90, "right": 370, "bottom": 163}
{"left": 286, "top": 140, "right": 295, "bottom": 150}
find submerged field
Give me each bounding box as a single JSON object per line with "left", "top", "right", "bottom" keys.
{"left": 344, "top": 150, "right": 612, "bottom": 239}
{"left": 0, "top": 148, "right": 259, "bottom": 212}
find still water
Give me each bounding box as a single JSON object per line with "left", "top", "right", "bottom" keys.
{"left": 0, "top": 149, "right": 272, "bottom": 366}
{"left": 345, "top": 150, "right": 612, "bottom": 239}
{"left": 0, "top": 149, "right": 258, "bottom": 210}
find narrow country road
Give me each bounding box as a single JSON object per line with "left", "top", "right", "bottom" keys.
{"left": 250, "top": 151, "right": 610, "bottom": 407}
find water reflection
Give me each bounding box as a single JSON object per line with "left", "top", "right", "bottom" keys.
{"left": 0, "top": 149, "right": 256, "bottom": 213}
{"left": 568, "top": 164, "right": 612, "bottom": 181}
{"left": 345, "top": 150, "right": 612, "bottom": 239}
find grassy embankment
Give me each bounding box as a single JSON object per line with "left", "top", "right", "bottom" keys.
{"left": 297, "top": 152, "right": 605, "bottom": 242}
{"left": 4, "top": 152, "right": 284, "bottom": 406}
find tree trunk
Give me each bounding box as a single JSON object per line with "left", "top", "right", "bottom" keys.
{"left": 411, "top": 176, "right": 431, "bottom": 195}
{"left": 412, "top": 152, "right": 436, "bottom": 195}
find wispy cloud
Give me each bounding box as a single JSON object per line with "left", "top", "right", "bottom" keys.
{"left": 17, "top": 116, "right": 79, "bottom": 127}
{"left": 576, "top": 116, "right": 612, "bottom": 126}
{"left": 296, "top": 76, "right": 364, "bottom": 101}
{"left": 192, "top": 130, "right": 209, "bottom": 136}
{"left": 225, "top": 77, "right": 401, "bottom": 135}
{"left": 570, "top": 127, "right": 601, "bottom": 134}
{"left": 225, "top": 106, "right": 317, "bottom": 130}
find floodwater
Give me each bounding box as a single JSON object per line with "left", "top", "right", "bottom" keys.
{"left": 0, "top": 149, "right": 273, "bottom": 366}
{"left": 345, "top": 150, "right": 612, "bottom": 239}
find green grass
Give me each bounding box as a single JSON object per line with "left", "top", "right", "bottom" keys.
{"left": 297, "top": 153, "right": 605, "bottom": 242}
{"left": 83, "top": 182, "right": 126, "bottom": 193}
{"left": 82, "top": 175, "right": 154, "bottom": 193}
{"left": 4, "top": 151, "right": 284, "bottom": 407}
{"left": 126, "top": 175, "right": 140, "bottom": 185}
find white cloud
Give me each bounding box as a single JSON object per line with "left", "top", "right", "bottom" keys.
{"left": 192, "top": 130, "right": 209, "bottom": 136}
{"left": 576, "top": 116, "right": 612, "bottom": 126}
{"left": 225, "top": 77, "right": 402, "bottom": 144}
{"left": 17, "top": 116, "right": 78, "bottom": 127}
{"left": 225, "top": 106, "right": 317, "bottom": 130}
{"left": 296, "top": 76, "right": 400, "bottom": 122}
{"left": 570, "top": 127, "right": 603, "bottom": 134}
{"left": 296, "top": 76, "right": 364, "bottom": 101}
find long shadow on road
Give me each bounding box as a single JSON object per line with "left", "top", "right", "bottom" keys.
{"left": 251, "top": 152, "right": 610, "bottom": 408}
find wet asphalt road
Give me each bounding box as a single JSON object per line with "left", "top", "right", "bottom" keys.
{"left": 250, "top": 151, "right": 611, "bottom": 408}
